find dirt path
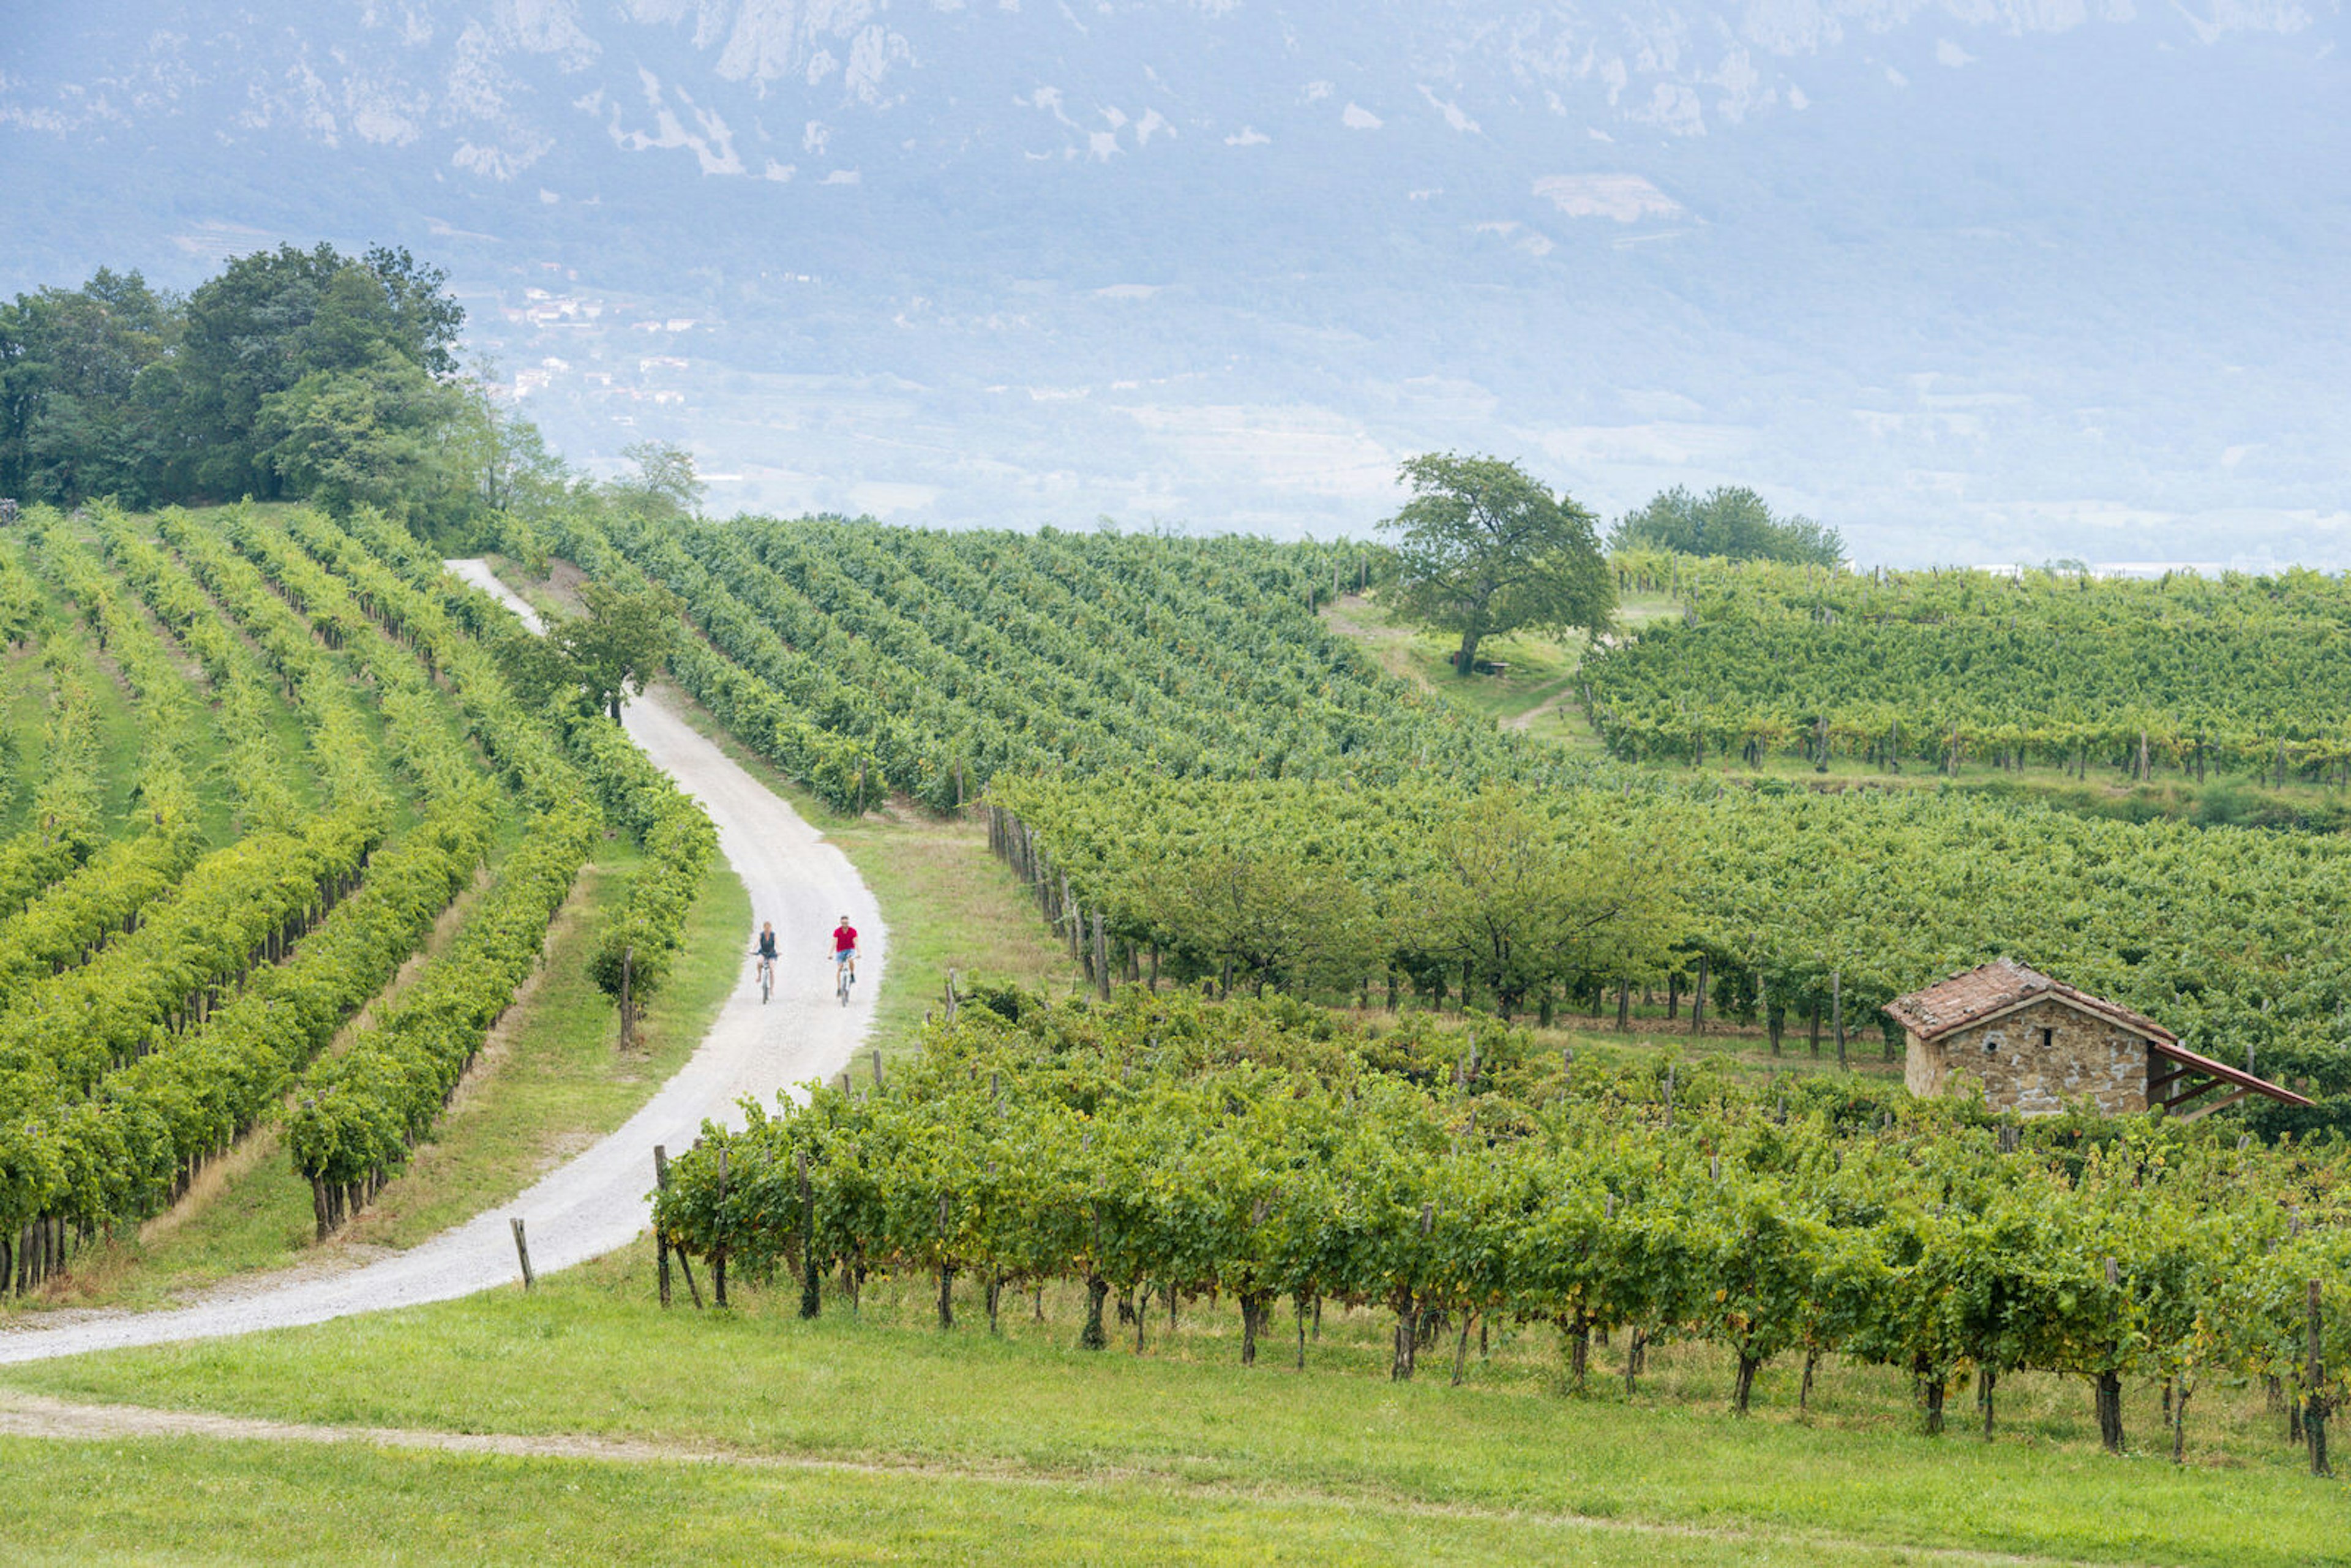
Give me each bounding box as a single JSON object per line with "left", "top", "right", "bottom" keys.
{"left": 0, "top": 1389, "right": 2096, "bottom": 1566}
{"left": 1505, "top": 683, "right": 1577, "bottom": 733}
{"left": 0, "top": 563, "right": 883, "bottom": 1365}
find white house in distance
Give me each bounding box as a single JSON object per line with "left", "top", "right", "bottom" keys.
{"left": 1884, "top": 958, "right": 2313, "bottom": 1121}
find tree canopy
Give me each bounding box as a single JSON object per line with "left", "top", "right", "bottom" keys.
{"left": 0, "top": 244, "right": 472, "bottom": 525}
{"left": 1608, "top": 485, "right": 1844, "bottom": 567}
{"left": 1378, "top": 452, "right": 1614, "bottom": 677}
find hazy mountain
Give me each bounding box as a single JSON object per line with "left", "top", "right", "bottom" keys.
{"left": 4, "top": 1, "right": 2345, "bottom": 565}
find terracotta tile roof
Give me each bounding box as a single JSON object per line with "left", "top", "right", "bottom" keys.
{"left": 1886, "top": 959, "right": 2315, "bottom": 1112}
{"left": 1882, "top": 958, "right": 2178, "bottom": 1046}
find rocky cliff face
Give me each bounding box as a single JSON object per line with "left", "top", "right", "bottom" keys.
{"left": 4, "top": 2, "right": 2344, "bottom": 560}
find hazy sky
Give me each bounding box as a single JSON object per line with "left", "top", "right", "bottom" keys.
{"left": 4, "top": 1, "right": 2345, "bottom": 565}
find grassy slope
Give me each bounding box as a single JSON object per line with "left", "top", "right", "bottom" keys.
{"left": 1329, "top": 588, "right": 2351, "bottom": 827}
{"left": 6, "top": 1257, "right": 2340, "bottom": 1566}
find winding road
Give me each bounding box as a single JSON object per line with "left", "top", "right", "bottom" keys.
{"left": 0, "top": 561, "right": 882, "bottom": 1364}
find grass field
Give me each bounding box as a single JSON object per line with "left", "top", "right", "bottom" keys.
{"left": 0, "top": 1433, "right": 1927, "bottom": 1567}
{"left": 5, "top": 1253, "right": 2340, "bottom": 1566}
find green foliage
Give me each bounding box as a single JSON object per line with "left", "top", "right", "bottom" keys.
{"left": 550, "top": 579, "right": 681, "bottom": 722}
{"left": 1584, "top": 556, "right": 2351, "bottom": 778}
{"left": 538, "top": 502, "right": 1577, "bottom": 815}
{"left": 257, "top": 351, "right": 469, "bottom": 525}
{"left": 0, "top": 246, "right": 472, "bottom": 515}
{"left": 615, "top": 439, "right": 705, "bottom": 519}
{"left": 1608, "top": 486, "right": 1845, "bottom": 567}
{"left": 656, "top": 988, "right": 2351, "bottom": 1429}
{"left": 987, "top": 771, "right": 2351, "bottom": 1123}
{"left": 1379, "top": 452, "right": 1614, "bottom": 677}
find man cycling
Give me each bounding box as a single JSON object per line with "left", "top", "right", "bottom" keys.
{"left": 831, "top": 915, "right": 859, "bottom": 996}
{"left": 751, "top": 921, "right": 779, "bottom": 999}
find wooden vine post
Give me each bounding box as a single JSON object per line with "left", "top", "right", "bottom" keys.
{"left": 711, "top": 1148, "right": 729, "bottom": 1308}
{"left": 653, "top": 1144, "right": 673, "bottom": 1307}
{"left": 798, "top": 1149, "right": 821, "bottom": 1319}
{"left": 1832, "top": 968, "right": 1846, "bottom": 1071}
{"left": 2311, "top": 1278, "right": 2332, "bottom": 1479}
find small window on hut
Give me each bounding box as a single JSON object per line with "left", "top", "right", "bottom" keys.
{"left": 1983, "top": 1033, "right": 2001, "bottom": 1056}
{"left": 2039, "top": 1027, "right": 2054, "bottom": 1051}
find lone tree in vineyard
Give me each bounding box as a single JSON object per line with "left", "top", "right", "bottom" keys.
{"left": 1378, "top": 452, "right": 1614, "bottom": 677}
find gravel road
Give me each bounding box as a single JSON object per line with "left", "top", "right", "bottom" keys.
{"left": 0, "top": 561, "right": 881, "bottom": 1364}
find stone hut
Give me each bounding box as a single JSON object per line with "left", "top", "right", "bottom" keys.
{"left": 1884, "top": 958, "right": 2312, "bottom": 1120}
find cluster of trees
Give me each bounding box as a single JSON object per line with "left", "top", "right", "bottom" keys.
{"left": 989, "top": 787, "right": 1681, "bottom": 1020}
{"left": 0, "top": 246, "right": 546, "bottom": 535}
{"left": 1608, "top": 486, "right": 1845, "bottom": 567}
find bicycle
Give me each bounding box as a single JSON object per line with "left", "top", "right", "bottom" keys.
{"left": 751, "top": 951, "right": 775, "bottom": 1003}
{"left": 834, "top": 950, "right": 857, "bottom": 1006}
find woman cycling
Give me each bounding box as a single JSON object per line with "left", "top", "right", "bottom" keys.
{"left": 752, "top": 921, "right": 779, "bottom": 1000}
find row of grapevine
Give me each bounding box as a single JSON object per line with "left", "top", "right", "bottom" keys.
{"left": 0, "top": 501, "right": 517, "bottom": 1283}
{"left": 521, "top": 511, "right": 880, "bottom": 811}
{"left": 534, "top": 508, "right": 1590, "bottom": 811}
{"left": 0, "top": 659, "right": 100, "bottom": 900}
{"left": 255, "top": 506, "right": 716, "bottom": 1218}
{"left": 153, "top": 509, "right": 392, "bottom": 814}
{"left": 4, "top": 519, "right": 214, "bottom": 1004}
{"left": 94, "top": 510, "right": 318, "bottom": 830}
{"left": 655, "top": 988, "right": 2351, "bottom": 1455}
{"left": 24, "top": 510, "right": 205, "bottom": 805}
{"left": 1585, "top": 555, "right": 2351, "bottom": 778}
{"left": 984, "top": 774, "right": 2351, "bottom": 1126}
{"left": 279, "top": 508, "right": 717, "bottom": 1013}
{"left": 0, "top": 804, "right": 495, "bottom": 1277}
{"left": 285, "top": 803, "right": 597, "bottom": 1221}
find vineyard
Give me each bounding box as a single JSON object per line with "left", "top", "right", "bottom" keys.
{"left": 499, "top": 508, "right": 2351, "bottom": 1141}
{"left": 979, "top": 774, "right": 2351, "bottom": 1132}
{"left": 523, "top": 509, "right": 1584, "bottom": 812}
{"left": 1584, "top": 555, "right": 2351, "bottom": 778}
{"left": 656, "top": 986, "right": 2351, "bottom": 1461}
{"left": 0, "top": 501, "right": 711, "bottom": 1289}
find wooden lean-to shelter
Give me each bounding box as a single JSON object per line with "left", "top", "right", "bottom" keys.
{"left": 1884, "top": 958, "right": 2313, "bottom": 1120}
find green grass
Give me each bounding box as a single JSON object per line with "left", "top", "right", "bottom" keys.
{"left": 1324, "top": 593, "right": 1584, "bottom": 732}
{"left": 0, "top": 1436, "right": 1896, "bottom": 1568}
{"left": 73, "top": 631, "right": 153, "bottom": 833}
{"left": 1321, "top": 590, "right": 1678, "bottom": 752}
{"left": 6, "top": 1256, "right": 2342, "bottom": 1566}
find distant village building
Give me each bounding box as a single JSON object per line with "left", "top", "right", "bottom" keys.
{"left": 1884, "top": 959, "right": 2312, "bottom": 1121}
